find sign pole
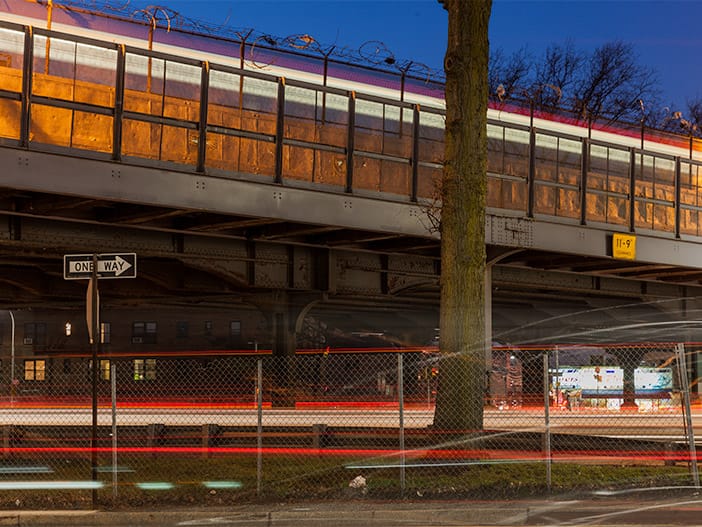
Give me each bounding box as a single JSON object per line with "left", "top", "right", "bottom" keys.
{"left": 90, "top": 254, "right": 100, "bottom": 505}
{"left": 62, "top": 251, "right": 136, "bottom": 505}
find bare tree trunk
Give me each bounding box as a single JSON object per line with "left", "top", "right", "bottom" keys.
{"left": 433, "top": 0, "right": 492, "bottom": 432}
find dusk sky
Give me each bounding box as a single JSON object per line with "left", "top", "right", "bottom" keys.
{"left": 92, "top": 1, "right": 702, "bottom": 112}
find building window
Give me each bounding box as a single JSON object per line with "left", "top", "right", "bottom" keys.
{"left": 23, "top": 323, "right": 47, "bottom": 346}
{"left": 230, "top": 320, "right": 241, "bottom": 337}
{"left": 134, "top": 359, "right": 156, "bottom": 381}
{"left": 132, "top": 321, "right": 157, "bottom": 344}
{"left": 204, "top": 321, "right": 212, "bottom": 336}
{"left": 100, "top": 360, "right": 110, "bottom": 381}
{"left": 176, "top": 321, "right": 188, "bottom": 338}
{"left": 101, "top": 322, "right": 111, "bottom": 344}
{"left": 24, "top": 359, "right": 45, "bottom": 381}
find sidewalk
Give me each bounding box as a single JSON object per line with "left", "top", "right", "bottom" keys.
{"left": 2, "top": 494, "right": 702, "bottom": 526}
{"left": 0, "top": 502, "right": 525, "bottom": 526}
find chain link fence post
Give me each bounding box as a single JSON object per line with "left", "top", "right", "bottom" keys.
{"left": 676, "top": 343, "right": 699, "bottom": 488}
{"left": 110, "top": 362, "right": 117, "bottom": 502}
{"left": 256, "top": 357, "right": 263, "bottom": 498}
{"left": 543, "top": 350, "right": 551, "bottom": 492}
{"left": 397, "top": 352, "right": 405, "bottom": 496}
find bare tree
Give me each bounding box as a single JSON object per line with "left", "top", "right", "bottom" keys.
{"left": 571, "top": 41, "right": 660, "bottom": 122}
{"left": 489, "top": 47, "right": 531, "bottom": 99}
{"left": 686, "top": 98, "right": 702, "bottom": 129}
{"left": 433, "top": 0, "right": 491, "bottom": 432}
{"left": 532, "top": 41, "right": 582, "bottom": 109}
{"left": 655, "top": 99, "right": 702, "bottom": 156}
{"left": 490, "top": 40, "right": 660, "bottom": 124}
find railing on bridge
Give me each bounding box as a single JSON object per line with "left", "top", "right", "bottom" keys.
{"left": 2, "top": 22, "right": 702, "bottom": 238}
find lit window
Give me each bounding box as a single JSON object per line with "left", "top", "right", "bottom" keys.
{"left": 24, "top": 359, "right": 45, "bottom": 381}
{"left": 100, "top": 322, "right": 111, "bottom": 344}
{"left": 134, "top": 359, "right": 156, "bottom": 381}
{"left": 100, "top": 359, "right": 110, "bottom": 381}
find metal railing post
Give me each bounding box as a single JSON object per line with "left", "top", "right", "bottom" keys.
{"left": 112, "top": 44, "right": 125, "bottom": 161}
{"left": 580, "top": 138, "right": 589, "bottom": 225}
{"left": 20, "top": 27, "right": 33, "bottom": 148}
{"left": 527, "top": 121, "right": 536, "bottom": 218}
{"left": 629, "top": 149, "right": 636, "bottom": 232}
{"left": 674, "top": 157, "right": 681, "bottom": 238}
{"left": 197, "top": 61, "right": 210, "bottom": 173}
{"left": 346, "top": 92, "right": 356, "bottom": 193}
{"left": 410, "top": 105, "right": 420, "bottom": 202}
{"left": 274, "top": 78, "right": 285, "bottom": 184}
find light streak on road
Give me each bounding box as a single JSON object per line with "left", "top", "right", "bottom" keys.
{"left": 0, "top": 480, "right": 103, "bottom": 490}
{"left": 135, "top": 482, "right": 175, "bottom": 490}
{"left": 0, "top": 407, "right": 695, "bottom": 441}
{"left": 202, "top": 481, "right": 243, "bottom": 489}
{"left": 0, "top": 465, "right": 52, "bottom": 474}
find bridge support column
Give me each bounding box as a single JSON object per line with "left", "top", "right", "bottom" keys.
{"left": 486, "top": 248, "right": 520, "bottom": 367}
{"left": 252, "top": 292, "right": 322, "bottom": 407}
{"left": 485, "top": 265, "right": 493, "bottom": 375}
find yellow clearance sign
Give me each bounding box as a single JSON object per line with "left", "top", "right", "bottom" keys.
{"left": 612, "top": 233, "right": 636, "bottom": 260}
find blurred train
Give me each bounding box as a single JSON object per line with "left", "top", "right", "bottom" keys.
{"left": 0, "top": 0, "right": 699, "bottom": 162}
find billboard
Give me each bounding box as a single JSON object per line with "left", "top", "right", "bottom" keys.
{"left": 551, "top": 366, "right": 673, "bottom": 396}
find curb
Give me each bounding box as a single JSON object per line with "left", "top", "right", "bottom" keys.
{"left": 0, "top": 504, "right": 528, "bottom": 526}
{"left": 2, "top": 497, "right": 700, "bottom": 526}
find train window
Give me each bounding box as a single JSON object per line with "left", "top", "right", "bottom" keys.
{"left": 24, "top": 359, "right": 45, "bottom": 381}
{"left": 133, "top": 359, "right": 156, "bottom": 381}
{"left": 230, "top": 321, "right": 241, "bottom": 337}
{"left": 23, "top": 323, "right": 46, "bottom": 346}
{"left": 99, "top": 360, "right": 110, "bottom": 381}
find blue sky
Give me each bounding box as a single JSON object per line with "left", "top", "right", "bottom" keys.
{"left": 122, "top": 0, "right": 700, "bottom": 110}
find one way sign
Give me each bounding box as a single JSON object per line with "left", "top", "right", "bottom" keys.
{"left": 64, "top": 253, "right": 137, "bottom": 280}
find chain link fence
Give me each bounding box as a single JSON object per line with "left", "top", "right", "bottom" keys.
{"left": 0, "top": 343, "right": 697, "bottom": 505}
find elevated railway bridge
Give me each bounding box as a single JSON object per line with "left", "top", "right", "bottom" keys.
{"left": 0, "top": 1, "right": 702, "bottom": 383}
